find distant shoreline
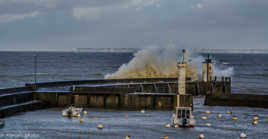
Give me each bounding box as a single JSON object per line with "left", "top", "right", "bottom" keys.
{"left": 1, "top": 48, "right": 268, "bottom": 54}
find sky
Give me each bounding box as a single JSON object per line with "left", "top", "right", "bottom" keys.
{"left": 0, "top": 0, "right": 267, "bottom": 51}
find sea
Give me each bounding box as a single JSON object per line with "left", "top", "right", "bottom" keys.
{"left": 0, "top": 51, "right": 268, "bottom": 139}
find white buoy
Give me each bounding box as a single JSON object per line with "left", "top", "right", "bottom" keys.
{"left": 253, "top": 116, "right": 259, "bottom": 121}
{"left": 232, "top": 116, "right": 238, "bottom": 120}
{"left": 174, "top": 124, "right": 179, "bottom": 128}
{"left": 83, "top": 111, "right": 87, "bottom": 115}
{"left": 201, "top": 116, "right": 207, "bottom": 120}
{"left": 80, "top": 118, "right": 84, "bottom": 123}
{"left": 97, "top": 124, "right": 103, "bottom": 130}
{"left": 252, "top": 120, "right": 258, "bottom": 125}
{"left": 165, "top": 124, "right": 171, "bottom": 128}
{"left": 240, "top": 132, "right": 247, "bottom": 138}
{"left": 206, "top": 123, "right": 211, "bottom": 127}
{"left": 199, "top": 134, "right": 205, "bottom": 139}
{"left": 217, "top": 114, "right": 222, "bottom": 118}
{"left": 205, "top": 110, "right": 211, "bottom": 114}
{"left": 140, "top": 109, "right": 145, "bottom": 114}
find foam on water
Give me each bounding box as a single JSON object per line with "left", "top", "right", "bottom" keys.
{"left": 105, "top": 46, "right": 234, "bottom": 80}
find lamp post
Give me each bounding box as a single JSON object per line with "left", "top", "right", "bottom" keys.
{"left": 34, "top": 54, "right": 38, "bottom": 84}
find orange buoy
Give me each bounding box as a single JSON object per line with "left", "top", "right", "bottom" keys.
{"left": 232, "top": 116, "right": 238, "bottom": 120}
{"left": 125, "top": 114, "right": 129, "bottom": 119}
{"left": 205, "top": 110, "right": 211, "bottom": 114}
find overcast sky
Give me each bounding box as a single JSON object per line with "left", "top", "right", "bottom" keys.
{"left": 0, "top": 0, "right": 267, "bottom": 51}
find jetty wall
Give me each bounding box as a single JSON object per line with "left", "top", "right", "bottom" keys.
{"left": 0, "top": 77, "right": 231, "bottom": 117}
{"left": 205, "top": 94, "right": 268, "bottom": 108}
{"left": 0, "top": 88, "right": 43, "bottom": 118}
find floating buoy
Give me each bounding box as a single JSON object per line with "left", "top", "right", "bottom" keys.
{"left": 0, "top": 120, "right": 4, "bottom": 128}
{"left": 226, "top": 111, "right": 232, "bottom": 114}
{"left": 232, "top": 116, "right": 238, "bottom": 120}
{"left": 165, "top": 124, "right": 171, "bottom": 128}
{"left": 83, "top": 111, "right": 87, "bottom": 115}
{"left": 217, "top": 114, "right": 222, "bottom": 118}
{"left": 205, "top": 110, "right": 211, "bottom": 114}
{"left": 199, "top": 134, "right": 205, "bottom": 139}
{"left": 125, "top": 114, "right": 128, "bottom": 119}
{"left": 201, "top": 116, "right": 207, "bottom": 120}
{"left": 240, "top": 132, "right": 247, "bottom": 138}
{"left": 252, "top": 120, "right": 258, "bottom": 125}
{"left": 253, "top": 116, "right": 259, "bottom": 121}
{"left": 126, "top": 135, "right": 131, "bottom": 139}
{"left": 174, "top": 124, "right": 179, "bottom": 128}
{"left": 97, "top": 124, "right": 103, "bottom": 130}
{"left": 206, "top": 123, "right": 211, "bottom": 127}
{"left": 163, "top": 136, "right": 168, "bottom": 139}
{"left": 80, "top": 118, "right": 84, "bottom": 123}
{"left": 140, "top": 109, "right": 145, "bottom": 114}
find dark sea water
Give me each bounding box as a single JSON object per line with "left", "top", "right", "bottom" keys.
{"left": 0, "top": 51, "right": 268, "bottom": 95}
{"left": 1, "top": 52, "right": 268, "bottom": 139}
{"left": 2, "top": 99, "right": 268, "bottom": 139}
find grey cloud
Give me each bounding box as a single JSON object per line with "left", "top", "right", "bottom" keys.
{"left": 0, "top": 0, "right": 267, "bottom": 50}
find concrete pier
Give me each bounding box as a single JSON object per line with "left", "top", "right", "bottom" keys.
{"left": 0, "top": 77, "right": 232, "bottom": 117}
{"left": 0, "top": 90, "right": 44, "bottom": 118}
{"left": 35, "top": 90, "right": 177, "bottom": 110}
{"left": 205, "top": 94, "right": 268, "bottom": 108}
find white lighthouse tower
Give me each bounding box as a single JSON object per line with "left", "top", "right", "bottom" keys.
{"left": 172, "top": 49, "right": 195, "bottom": 128}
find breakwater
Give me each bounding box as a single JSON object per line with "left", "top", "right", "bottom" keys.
{"left": 0, "top": 77, "right": 231, "bottom": 117}
{"left": 205, "top": 94, "right": 268, "bottom": 108}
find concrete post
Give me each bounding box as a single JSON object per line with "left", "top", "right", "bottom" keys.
{"left": 177, "top": 62, "right": 186, "bottom": 95}
{"left": 177, "top": 61, "right": 187, "bottom": 107}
